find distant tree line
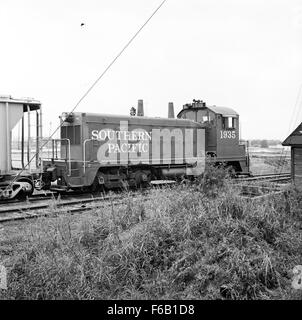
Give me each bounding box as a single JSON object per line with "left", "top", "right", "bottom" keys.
{"left": 248, "top": 139, "right": 282, "bottom": 148}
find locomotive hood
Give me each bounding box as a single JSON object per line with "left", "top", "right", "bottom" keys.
{"left": 61, "top": 112, "right": 204, "bottom": 128}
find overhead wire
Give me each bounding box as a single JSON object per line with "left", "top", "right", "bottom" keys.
{"left": 4, "top": 0, "right": 168, "bottom": 194}
{"left": 276, "top": 83, "right": 302, "bottom": 175}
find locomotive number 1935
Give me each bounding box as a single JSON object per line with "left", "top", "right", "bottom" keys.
{"left": 220, "top": 130, "right": 236, "bottom": 139}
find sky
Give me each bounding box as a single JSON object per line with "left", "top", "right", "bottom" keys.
{"left": 0, "top": 0, "right": 302, "bottom": 140}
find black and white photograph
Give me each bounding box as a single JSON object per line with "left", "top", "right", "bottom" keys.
{"left": 0, "top": 0, "right": 302, "bottom": 307}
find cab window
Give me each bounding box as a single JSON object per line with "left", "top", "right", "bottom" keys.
{"left": 222, "top": 117, "right": 236, "bottom": 129}
{"left": 180, "top": 110, "right": 196, "bottom": 121}
{"left": 196, "top": 110, "right": 215, "bottom": 125}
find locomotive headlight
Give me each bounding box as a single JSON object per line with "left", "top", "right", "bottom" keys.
{"left": 60, "top": 112, "right": 74, "bottom": 123}
{"left": 60, "top": 112, "right": 68, "bottom": 122}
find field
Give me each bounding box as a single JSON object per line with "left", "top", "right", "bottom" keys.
{"left": 248, "top": 146, "right": 291, "bottom": 175}
{"left": 0, "top": 166, "right": 301, "bottom": 300}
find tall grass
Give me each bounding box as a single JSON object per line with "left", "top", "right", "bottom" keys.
{"left": 0, "top": 169, "right": 302, "bottom": 300}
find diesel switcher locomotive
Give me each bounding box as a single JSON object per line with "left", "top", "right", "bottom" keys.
{"left": 40, "top": 99, "right": 249, "bottom": 192}
{"left": 0, "top": 97, "right": 249, "bottom": 199}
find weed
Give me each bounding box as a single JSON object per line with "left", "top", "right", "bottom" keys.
{"left": 0, "top": 171, "right": 302, "bottom": 300}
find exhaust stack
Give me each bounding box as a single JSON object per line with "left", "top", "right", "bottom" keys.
{"left": 137, "top": 99, "right": 144, "bottom": 116}
{"left": 168, "top": 102, "right": 175, "bottom": 118}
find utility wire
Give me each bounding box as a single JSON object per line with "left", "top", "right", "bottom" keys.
{"left": 288, "top": 84, "right": 302, "bottom": 136}
{"left": 4, "top": 0, "right": 168, "bottom": 194}
{"left": 276, "top": 84, "right": 302, "bottom": 175}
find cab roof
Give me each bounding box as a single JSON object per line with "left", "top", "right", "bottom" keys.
{"left": 206, "top": 105, "right": 238, "bottom": 117}
{"left": 178, "top": 103, "right": 239, "bottom": 118}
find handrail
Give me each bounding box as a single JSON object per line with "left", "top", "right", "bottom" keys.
{"left": 60, "top": 138, "right": 71, "bottom": 176}
{"left": 83, "top": 139, "right": 93, "bottom": 174}
{"left": 44, "top": 138, "right": 71, "bottom": 176}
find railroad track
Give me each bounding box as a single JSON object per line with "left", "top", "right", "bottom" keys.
{"left": 234, "top": 173, "right": 291, "bottom": 199}
{"left": 0, "top": 192, "right": 57, "bottom": 205}
{"left": 0, "top": 180, "right": 175, "bottom": 205}
{"left": 0, "top": 192, "right": 148, "bottom": 223}
{"left": 235, "top": 173, "right": 291, "bottom": 183}
{"left": 0, "top": 175, "right": 291, "bottom": 223}
{"left": 0, "top": 180, "right": 175, "bottom": 223}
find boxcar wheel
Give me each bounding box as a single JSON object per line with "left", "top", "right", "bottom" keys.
{"left": 16, "top": 179, "right": 34, "bottom": 200}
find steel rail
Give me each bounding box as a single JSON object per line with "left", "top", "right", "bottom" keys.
{"left": 0, "top": 193, "right": 145, "bottom": 223}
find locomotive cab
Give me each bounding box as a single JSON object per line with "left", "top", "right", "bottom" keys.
{"left": 177, "top": 100, "right": 249, "bottom": 174}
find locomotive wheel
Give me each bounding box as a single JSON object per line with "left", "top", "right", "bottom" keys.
{"left": 226, "top": 165, "right": 237, "bottom": 178}
{"left": 134, "top": 171, "right": 151, "bottom": 188}
{"left": 90, "top": 172, "right": 106, "bottom": 192}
